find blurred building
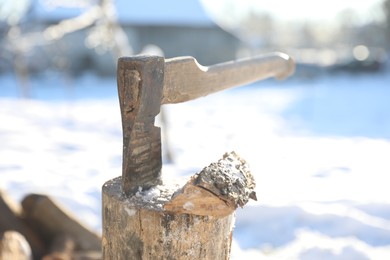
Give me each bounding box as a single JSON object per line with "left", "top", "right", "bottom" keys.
{"left": 118, "top": 1, "right": 240, "bottom": 63}
{"left": 10, "top": 0, "right": 240, "bottom": 76}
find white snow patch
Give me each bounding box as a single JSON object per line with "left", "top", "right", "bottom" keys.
{"left": 135, "top": 186, "right": 161, "bottom": 202}
{"left": 124, "top": 207, "right": 136, "bottom": 217}
{"left": 183, "top": 201, "right": 195, "bottom": 211}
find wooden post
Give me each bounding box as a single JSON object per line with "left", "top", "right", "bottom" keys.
{"left": 102, "top": 54, "right": 294, "bottom": 259}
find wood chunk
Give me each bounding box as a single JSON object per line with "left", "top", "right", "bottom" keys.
{"left": 164, "top": 151, "right": 257, "bottom": 218}
{"left": 195, "top": 151, "right": 257, "bottom": 207}
{"left": 163, "top": 178, "right": 233, "bottom": 218}
{"left": 0, "top": 231, "right": 32, "bottom": 260}
{"left": 21, "top": 194, "right": 101, "bottom": 252}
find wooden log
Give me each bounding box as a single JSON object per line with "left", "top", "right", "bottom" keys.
{"left": 21, "top": 194, "right": 101, "bottom": 252}
{"left": 0, "top": 231, "right": 32, "bottom": 260}
{"left": 102, "top": 152, "right": 256, "bottom": 259}
{"left": 0, "top": 189, "right": 46, "bottom": 259}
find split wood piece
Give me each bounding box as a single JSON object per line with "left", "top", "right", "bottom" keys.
{"left": 0, "top": 189, "right": 46, "bottom": 259}
{"left": 102, "top": 177, "right": 234, "bottom": 260}
{"left": 21, "top": 194, "right": 101, "bottom": 252}
{"left": 117, "top": 56, "right": 164, "bottom": 195}
{"left": 162, "top": 52, "right": 295, "bottom": 104}
{"left": 0, "top": 231, "right": 32, "bottom": 260}
{"left": 164, "top": 151, "right": 256, "bottom": 218}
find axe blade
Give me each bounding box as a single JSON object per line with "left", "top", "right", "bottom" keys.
{"left": 117, "top": 56, "right": 164, "bottom": 195}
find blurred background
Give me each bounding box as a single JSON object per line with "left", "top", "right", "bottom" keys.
{"left": 0, "top": 0, "right": 388, "bottom": 82}
{"left": 1, "top": 0, "right": 390, "bottom": 259}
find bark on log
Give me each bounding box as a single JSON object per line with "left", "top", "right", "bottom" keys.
{"left": 0, "top": 189, "right": 46, "bottom": 259}
{"left": 21, "top": 194, "right": 101, "bottom": 252}
{"left": 0, "top": 231, "right": 32, "bottom": 260}
{"left": 102, "top": 152, "right": 256, "bottom": 260}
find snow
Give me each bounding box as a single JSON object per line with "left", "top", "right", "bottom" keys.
{"left": 183, "top": 201, "right": 195, "bottom": 211}
{"left": 1, "top": 71, "right": 390, "bottom": 259}
{"left": 124, "top": 207, "right": 136, "bottom": 217}
{"left": 135, "top": 186, "right": 161, "bottom": 201}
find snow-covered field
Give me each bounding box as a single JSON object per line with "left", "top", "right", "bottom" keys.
{"left": 1, "top": 71, "right": 390, "bottom": 259}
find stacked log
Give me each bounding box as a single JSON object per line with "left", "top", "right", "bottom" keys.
{"left": 0, "top": 190, "right": 101, "bottom": 260}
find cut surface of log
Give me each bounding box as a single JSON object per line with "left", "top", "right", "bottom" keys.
{"left": 0, "top": 231, "right": 32, "bottom": 260}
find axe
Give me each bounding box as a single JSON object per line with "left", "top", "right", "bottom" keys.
{"left": 117, "top": 52, "right": 295, "bottom": 195}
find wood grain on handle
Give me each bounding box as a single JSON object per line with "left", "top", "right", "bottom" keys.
{"left": 162, "top": 52, "right": 295, "bottom": 104}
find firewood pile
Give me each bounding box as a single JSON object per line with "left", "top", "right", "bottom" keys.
{"left": 0, "top": 189, "right": 101, "bottom": 260}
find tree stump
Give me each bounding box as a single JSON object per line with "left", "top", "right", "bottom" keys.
{"left": 102, "top": 152, "right": 256, "bottom": 259}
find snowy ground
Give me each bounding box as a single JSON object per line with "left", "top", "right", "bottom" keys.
{"left": 1, "top": 71, "right": 390, "bottom": 259}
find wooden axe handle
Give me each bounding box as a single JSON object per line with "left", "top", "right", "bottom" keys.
{"left": 162, "top": 52, "right": 295, "bottom": 104}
